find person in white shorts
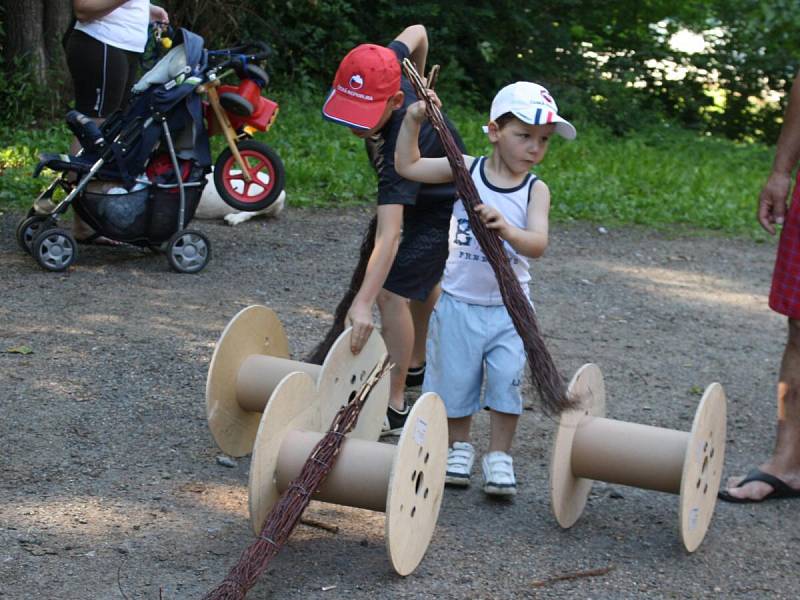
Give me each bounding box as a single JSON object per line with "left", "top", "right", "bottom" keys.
{"left": 395, "top": 81, "right": 575, "bottom": 497}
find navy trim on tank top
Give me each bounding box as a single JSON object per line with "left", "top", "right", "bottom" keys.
{"left": 479, "top": 157, "right": 531, "bottom": 193}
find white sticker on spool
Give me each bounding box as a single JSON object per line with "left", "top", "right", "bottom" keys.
{"left": 689, "top": 507, "right": 700, "bottom": 530}
{"left": 414, "top": 418, "right": 428, "bottom": 446}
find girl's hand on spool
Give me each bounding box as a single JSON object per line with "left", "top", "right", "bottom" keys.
{"left": 346, "top": 303, "right": 374, "bottom": 354}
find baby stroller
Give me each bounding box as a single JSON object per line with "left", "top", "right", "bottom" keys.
{"left": 17, "top": 29, "right": 284, "bottom": 273}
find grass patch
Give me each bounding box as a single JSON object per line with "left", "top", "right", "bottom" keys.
{"left": 0, "top": 125, "right": 71, "bottom": 210}
{"left": 0, "top": 92, "right": 775, "bottom": 239}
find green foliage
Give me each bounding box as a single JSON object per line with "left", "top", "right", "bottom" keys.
{"left": 3, "top": 1, "right": 800, "bottom": 141}
{"left": 0, "top": 125, "right": 70, "bottom": 209}
{"left": 155, "top": 1, "right": 798, "bottom": 142}
{"left": 685, "top": 0, "right": 799, "bottom": 141}
{"left": 265, "top": 87, "right": 375, "bottom": 205}
{"left": 538, "top": 123, "right": 772, "bottom": 237}
{"left": 0, "top": 94, "right": 774, "bottom": 239}
{"left": 0, "top": 55, "right": 65, "bottom": 128}
{"left": 447, "top": 100, "right": 772, "bottom": 237}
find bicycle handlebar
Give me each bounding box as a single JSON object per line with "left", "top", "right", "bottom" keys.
{"left": 207, "top": 41, "right": 271, "bottom": 68}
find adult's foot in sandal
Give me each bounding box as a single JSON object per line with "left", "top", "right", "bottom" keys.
{"left": 718, "top": 467, "right": 800, "bottom": 503}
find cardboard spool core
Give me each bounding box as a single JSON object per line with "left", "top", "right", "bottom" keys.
{"left": 206, "top": 305, "right": 389, "bottom": 457}
{"left": 550, "top": 363, "right": 726, "bottom": 552}
{"left": 249, "top": 371, "right": 448, "bottom": 576}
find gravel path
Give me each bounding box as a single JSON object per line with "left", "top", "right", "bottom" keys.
{"left": 1, "top": 207, "right": 796, "bottom": 599}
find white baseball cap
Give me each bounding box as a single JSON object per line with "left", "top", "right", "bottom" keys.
{"left": 485, "top": 81, "right": 576, "bottom": 140}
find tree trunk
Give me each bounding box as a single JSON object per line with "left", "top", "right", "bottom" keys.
{"left": 2, "top": 0, "right": 47, "bottom": 84}
{"left": 43, "top": 0, "right": 74, "bottom": 76}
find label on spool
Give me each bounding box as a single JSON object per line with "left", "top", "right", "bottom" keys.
{"left": 414, "top": 418, "right": 428, "bottom": 446}
{"left": 689, "top": 507, "right": 700, "bottom": 530}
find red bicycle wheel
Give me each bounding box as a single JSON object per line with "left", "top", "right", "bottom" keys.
{"left": 213, "top": 140, "right": 285, "bottom": 212}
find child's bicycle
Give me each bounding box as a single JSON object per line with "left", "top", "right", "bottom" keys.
{"left": 147, "top": 24, "right": 285, "bottom": 212}
{"left": 202, "top": 42, "right": 284, "bottom": 212}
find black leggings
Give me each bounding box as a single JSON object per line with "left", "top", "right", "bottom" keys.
{"left": 65, "top": 29, "right": 139, "bottom": 118}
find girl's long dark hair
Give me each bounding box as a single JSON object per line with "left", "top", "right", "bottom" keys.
{"left": 306, "top": 215, "right": 378, "bottom": 364}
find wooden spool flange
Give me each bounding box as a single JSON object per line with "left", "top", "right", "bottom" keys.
{"left": 206, "top": 305, "right": 389, "bottom": 457}
{"left": 549, "top": 363, "right": 726, "bottom": 552}
{"left": 249, "top": 370, "right": 448, "bottom": 576}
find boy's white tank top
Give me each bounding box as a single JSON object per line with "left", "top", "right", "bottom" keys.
{"left": 75, "top": 0, "right": 150, "bottom": 53}
{"left": 442, "top": 156, "right": 536, "bottom": 306}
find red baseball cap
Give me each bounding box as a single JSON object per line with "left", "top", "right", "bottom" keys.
{"left": 322, "top": 44, "right": 401, "bottom": 131}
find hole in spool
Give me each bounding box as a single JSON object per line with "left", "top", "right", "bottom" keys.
{"left": 347, "top": 390, "right": 357, "bottom": 404}
{"left": 424, "top": 452, "right": 429, "bottom": 464}
{"left": 350, "top": 374, "right": 357, "bottom": 385}
{"left": 701, "top": 455, "right": 709, "bottom": 476}
{"left": 411, "top": 470, "right": 417, "bottom": 482}
{"left": 415, "top": 471, "right": 424, "bottom": 495}
{"left": 424, "top": 488, "right": 429, "bottom": 499}
{"left": 703, "top": 483, "right": 708, "bottom": 494}
{"left": 411, "top": 506, "right": 416, "bottom": 518}
{"left": 360, "top": 370, "right": 366, "bottom": 381}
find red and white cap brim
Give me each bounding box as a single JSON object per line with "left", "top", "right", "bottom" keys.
{"left": 322, "top": 87, "right": 388, "bottom": 131}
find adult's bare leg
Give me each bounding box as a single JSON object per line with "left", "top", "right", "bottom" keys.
{"left": 377, "top": 288, "right": 413, "bottom": 411}
{"left": 723, "top": 318, "right": 800, "bottom": 500}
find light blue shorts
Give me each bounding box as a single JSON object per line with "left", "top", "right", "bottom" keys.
{"left": 422, "top": 292, "right": 526, "bottom": 418}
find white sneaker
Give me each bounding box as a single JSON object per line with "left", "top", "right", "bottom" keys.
{"left": 482, "top": 451, "right": 517, "bottom": 497}
{"left": 445, "top": 441, "right": 475, "bottom": 487}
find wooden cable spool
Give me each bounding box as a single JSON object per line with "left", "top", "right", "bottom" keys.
{"left": 549, "top": 363, "right": 726, "bottom": 552}
{"left": 206, "top": 305, "right": 389, "bottom": 456}
{"left": 248, "top": 371, "right": 448, "bottom": 576}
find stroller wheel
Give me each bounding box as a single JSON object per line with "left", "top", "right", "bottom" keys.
{"left": 32, "top": 228, "right": 77, "bottom": 272}
{"left": 16, "top": 215, "right": 54, "bottom": 254}
{"left": 167, "top": 229, "right": 211, "bottom": 274}
{"left": 214, "top": 140, "right": 285, "bottom": 212}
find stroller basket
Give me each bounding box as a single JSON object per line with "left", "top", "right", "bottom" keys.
{"left": 76, "top": 176, "right": 205, "bottom": 245}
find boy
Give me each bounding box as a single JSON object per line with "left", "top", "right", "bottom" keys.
{"left": 322, "top": 25, "right": 466, "bottom": 434}
{"left": 395, "top": 81, "right": 575, "bottom": 495}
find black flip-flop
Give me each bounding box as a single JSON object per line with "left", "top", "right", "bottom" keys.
{"left": 718, "top": 468, "right": 800, "bottom": 503}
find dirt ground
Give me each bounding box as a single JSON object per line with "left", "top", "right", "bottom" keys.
{"left": 1, "top": 206, "right": 798, "bottom": 599}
